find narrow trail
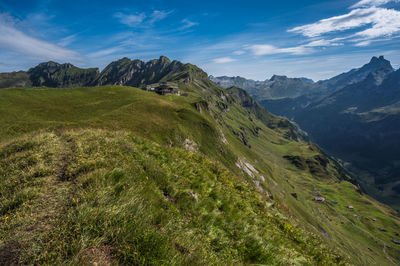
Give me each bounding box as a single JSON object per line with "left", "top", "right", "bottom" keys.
{"left": 0, "top": 133, "right": 76, "bottom": 265}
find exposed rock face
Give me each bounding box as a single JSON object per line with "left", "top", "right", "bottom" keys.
{"left": 93, "top": 56, "right": 185, "bottom": 87}
{"left": 92, "top": 56, "right": 208, "bottom": 88}
{"left": 27, "top": 61, "right": 99, "bottom": 87}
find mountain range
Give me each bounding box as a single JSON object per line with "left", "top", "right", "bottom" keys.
{"left": 0, "top": 57, "right": 399, "bottom": 265}
{"left": 211, "top": 55, "right": 400, "bottom": 209}
{"left": 209, "top": 74, "right": 316, "bottom": 101}
{"left": 0, "top": 56, "right": 206, "bottom": 89}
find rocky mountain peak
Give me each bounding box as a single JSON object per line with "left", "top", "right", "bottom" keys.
{"left": 269, "top": 75, "right": 288, "bottom": 81}
{"left": 158, "top": 55, "right": 171, "bottom": 64}
{"left": 365, "top": 64, "right": 396, "bottom": 86}
{"left": 118, "top": 57, "right": 132, "bottom": 63}
{"left": 299, "top": 77, "right": 314, "bottom": 84}
{"left": 367, "top": 55, "right": 393, "bottom": 70}
{"left": 26, "top": 61, "right": 99, "bottom": 87}
{"left": 36, "top": 61, "right": 61, "bottom": 68}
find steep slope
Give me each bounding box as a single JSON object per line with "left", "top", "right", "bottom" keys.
{"left": 0, "top": 58, "right": 399, "bottom": 265}
{"left": 295, "top": 68, "right": 400, "bottom": 209}
{"left": 225, "top": 86, "right": 308, "bottom": 142}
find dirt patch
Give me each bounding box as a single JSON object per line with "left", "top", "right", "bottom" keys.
{"left": 79, "top": 246, "right": 115, "bottom": 266}
{"left": 0, "top": 240, "right": 20, "bottom": 266}
{"left": 55, "top": 136, "right": 77, "bottom": 181}
{"left": 0, "top": 132, "right": 76, "bottom": 264}
{"left": 174, "top": 242, "right": 189, "bottom": 254}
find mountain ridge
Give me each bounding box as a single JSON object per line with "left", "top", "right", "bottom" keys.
{"left": 0, "top": 56, "right": 207, "bottom": 89}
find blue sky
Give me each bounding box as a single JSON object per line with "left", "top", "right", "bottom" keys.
{"left": 0, "top": 0, "right": 400, "bottom": 81}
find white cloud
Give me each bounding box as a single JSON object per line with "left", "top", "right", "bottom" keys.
{"left": 355, "top": 8, "right": 400, "bottom": 38}
{"left": 247, "top": 44, "right": 276, "bottom": 55}
{"left": 288, "top": 5, "right": 400, "bottom": 46}
{"left": 180, "top": 19, "right": 198, "bottom": 30}
{"left": 213, "top": 57, "right": 236, "bottom": 63}
{"left": 114, "top": 12, "right": 146, "bottom": 27}
{"left": 247, "top": 44, "right": 313, "bottom": 55}
{"left": 289, "top": 8, "right": 377, "bottom": 37}
{"left": 0, "top": 13, "right": 81, "bottom": 61}
{"left": 351, "top": 0, "right": 399, "bottom": 8}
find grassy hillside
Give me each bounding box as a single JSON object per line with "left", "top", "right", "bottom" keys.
{"left": 0, "top": 84, "right": 399, "bottom": 265}
{"left": 0, "top": 129, "right": 343, "bottom": 265}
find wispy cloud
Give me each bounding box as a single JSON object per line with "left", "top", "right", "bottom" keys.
{"left": 87, "top": 47, "right": 122, "bottom": 58}
{"left": 0, "top": 13, "right": 81, "bottom": 61}
{"left": 354, "top": 40, "right": 372, "bottom": 46}
{"left": 149, "top": 10, "right": 174, "bottom": 24}
{"left": 351, "top": 0, "right": 400, "bottom": 8}
{"left": 213, "top": 57, "right": 236, "bottom": 63}
{"left": 246, "top": 44, "right": 313, "bottom": 55}
{"left": 115, "top": 10, "right": 173, "bottom": 27}
{"left": 58, "top": 34, "right": 77, "bottom": 47}
{"left": 114, "top": 12, "right": 146, "bottom": 27}
{"left": 304, "top": 38, "right": 344, "bottom": 47}
{"left": 289, "top": 8, "right": 377, "bottom": 37}
{"left": 180, "top": 19, "right": 198, "bottom": 30}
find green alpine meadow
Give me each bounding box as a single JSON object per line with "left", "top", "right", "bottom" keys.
{"left": 0, "top": 57, "right": 399, "bottom": 265}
